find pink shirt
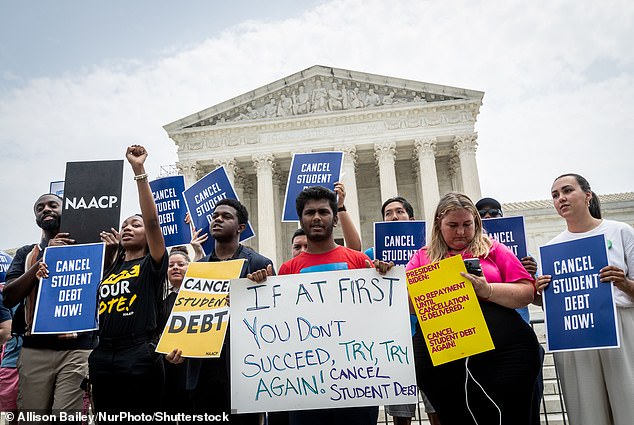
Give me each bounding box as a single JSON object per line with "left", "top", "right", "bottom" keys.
{"left": 406, "top": 240, "right": 533, "bottom": 285}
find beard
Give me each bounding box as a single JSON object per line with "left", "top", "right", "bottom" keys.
{"left": 306, "top": 224, "right": 334, "bottom": 242}
{"left": 36, "top": 215, "right": 61, "bottom": 232}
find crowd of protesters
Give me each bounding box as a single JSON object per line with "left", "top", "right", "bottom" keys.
{"left": 1, "top": 145, "right": 632, "bottom": 425}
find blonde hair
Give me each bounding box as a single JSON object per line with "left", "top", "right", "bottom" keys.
{"left": 427, "top": 192, "right": 492, "bottom": 262}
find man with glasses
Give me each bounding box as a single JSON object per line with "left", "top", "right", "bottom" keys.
{"left": 476, "top": 197, "right": 503, "bottom": 220}
{"left": 475, "top": 198, "right": 538, "bottom": 286}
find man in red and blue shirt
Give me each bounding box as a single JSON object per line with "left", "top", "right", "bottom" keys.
{"left": 277, "top": 186, "right": 392, "bottom": 425}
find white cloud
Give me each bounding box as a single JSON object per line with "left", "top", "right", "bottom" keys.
{"left": 1, "top": 0, "right": 633, "bottom": 249}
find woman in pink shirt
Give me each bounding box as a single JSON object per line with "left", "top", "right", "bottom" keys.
{"left": 406, "top": 192, "right": 540, "bottom": 425}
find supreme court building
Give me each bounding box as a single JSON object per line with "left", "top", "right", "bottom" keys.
{"left": 164, "top": 65, "right": 634, "bottom": 268}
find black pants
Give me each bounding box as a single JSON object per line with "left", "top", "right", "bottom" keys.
{"left": 162, "top": 359, "right": 192, "bottom": 423}
{"left": 530, "top": 345, "right": 545, "bottom": 425}
{"left": 414, "top": 301, "right": 541, "bottom": 425}
{"left": 89, "top": 341, "right": 165, "bottom": 424}
{"left": 188, "top": 346, "right": 259, "bottom": 425}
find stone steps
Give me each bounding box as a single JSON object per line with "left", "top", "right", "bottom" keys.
{"left": 538, "top": 412, "right": 568, "bottom": 425}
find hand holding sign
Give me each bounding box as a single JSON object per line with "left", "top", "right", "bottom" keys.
{"left": 32, "top": 243, "right": 105, "bottom": 334}
{"left": 374, "top": 221, "right": 426, "bottom": 266}
{"left": 61, "top": 160, "right": 123, "bottom": 244}
{"left": 600, "top": 265, "right": 631, "bottom": 292}
{"left": 536, "top": 275, "right": 551, "bottom": 295}
{"left": 282, "top": 152, "right": 343, "bottom": 221}
{"left": 190, "top": 228, "right": 208, "bottom": 261}
{"left": 99, "top": 228, "right": 120, "bottom": 269}
{"left": 367, "top": 259, "right": 395, "bottom": 274}
{"left": 540, "top": 234, "right": 618, "bottom": 351}
{"left": 230, "top": 267, "right": 417, "bottom": 413}
{"left": 407, "top": 255, "right": 494, "bottom": 365}
{"left": 165, "top": 348, "right": 185, "bottom": 365}
{"left": 99, "top": 228, "right": 120, "bottom": 247}
{"left": 156, "top": 260, "right": 246, "bottom": 358}
{"left": 246, "top": 264, "right": 273, "bottom": 283}
{"left": 521, "top": 256, "right": 538, "bottom": 278}
{"left": 36, "top": 262, "right": 49, "bottom": 279}
{"left": 482, "top": 216, "right": 528, "bottom": 259}
{"left": 48, "top": 233, "right": 75, "bottom": 247}
{"left": 334, "top": 181, "right": 346, "bottom": 208}
{"left": 182, "top": 166, "right": 255, "bottom": 255}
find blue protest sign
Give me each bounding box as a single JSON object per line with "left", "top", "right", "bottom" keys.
{"left": 150, "top": 175, "right": 192, "bottom": 248}
{"left": 50, "top": 181, "right": 64, "bottom": 197}
{"left": 540, "top": 234, "right": 618, "bottom": 352}
{"left": 482, "top": 216, "right": 527, "bottom": 259}
{"left": 0, "top": 251, "right": 13, "bottom": 284}
{"left": 182, "top": 166, "right": 254, "bottom": 255}
{"left": 282, "top": 152, "right": 343, "bottom": 221}
{"left": 32, "top": 243, "right": 105, "bottom": 334}
{"left": 374, "top": 221, "right": 426, "bottom": 266}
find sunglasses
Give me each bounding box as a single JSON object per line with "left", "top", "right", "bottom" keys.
{"left": 478, "top": 208, "right": 502, "bottom": 218}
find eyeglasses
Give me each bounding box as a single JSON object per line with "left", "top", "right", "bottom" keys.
{"left": 478, "top": 208, "right": 502, "bottom": 218}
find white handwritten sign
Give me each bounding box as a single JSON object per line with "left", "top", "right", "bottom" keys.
{"left": 230, "top": 267, "right": 417, "bottom": 413}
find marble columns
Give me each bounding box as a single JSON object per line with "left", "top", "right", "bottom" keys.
{"left": 212, "top": 158, "right": 245, "bottom": 201}
{"left": 414, "top": 138, "right": 440, "bottom": 224}
{"left": 252, "top": 153, "right": 278, "bottom": 266}
{"left": 374, "top": 141, "right": 398, "bottom": 202}
{"left": 176, "top": 160, "right": 202, "bottom": 187}
{"left": 336, "top": 144, "right": 362, "bottom": 240}
{"left": 454, "top": 133, "right": 482, "bottom": 202}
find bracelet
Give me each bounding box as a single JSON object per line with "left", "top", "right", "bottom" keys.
{"left": 133, "top": 173, "right": 148, "bottom": 181}
{"left": 481, "top": 284, "right": 493, "bottom": 300}
{"left": 337, "top": 205, "right": 347, "bottom": 212}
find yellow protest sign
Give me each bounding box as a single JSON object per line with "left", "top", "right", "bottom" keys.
{"left": 156, "top": 259, "right": 245, "bottom": 358}
{"left": 406, "top": 255, "right": 494, "bottom": 365}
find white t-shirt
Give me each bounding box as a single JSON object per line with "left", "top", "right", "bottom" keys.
{"left": 549, "top": 219, "right": 634, "bottom": 307}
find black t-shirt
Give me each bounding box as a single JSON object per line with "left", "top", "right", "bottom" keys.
{"left": 98, "top": 253, "right": 168, "bottom": 340}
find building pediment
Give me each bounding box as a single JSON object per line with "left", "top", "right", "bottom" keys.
{"left": 163, "top": 65, "right": 483, "bottom": 132}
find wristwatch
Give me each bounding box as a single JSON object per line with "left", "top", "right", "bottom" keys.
{"left": 337, "top": 205, "right": 347, "bottom": 212}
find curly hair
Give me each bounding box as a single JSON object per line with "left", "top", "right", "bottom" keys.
{"left": 215, "top": 198, "right": 249, "bottom": 225}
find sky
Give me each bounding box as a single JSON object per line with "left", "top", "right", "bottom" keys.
{"left": 1, "top": 0, "right": 633, "bottom": 250}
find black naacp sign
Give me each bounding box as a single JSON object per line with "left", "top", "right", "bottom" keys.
{"left": 60, "top": 160, "right": 124, "bottom": 244}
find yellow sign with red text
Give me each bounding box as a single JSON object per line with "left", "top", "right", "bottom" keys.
{"left": 406, "top": 255, "right": 494, "bottom": 365}
{"left": 156, "top": 259, "right": 245, "bottom": 358}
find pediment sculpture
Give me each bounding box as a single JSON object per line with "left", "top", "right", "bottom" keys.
{"left": 188, "top": 77, "right": 463, "bottom": 128}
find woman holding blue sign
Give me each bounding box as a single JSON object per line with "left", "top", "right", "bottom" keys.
{"left": 88, "top": 145, "right": 169, "bottom": 419}
{"left": 535, "top": 173, "right": 634, "bottom": 425}
{"left": 407, "top": 192, "right": 541, "bottom": 425}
